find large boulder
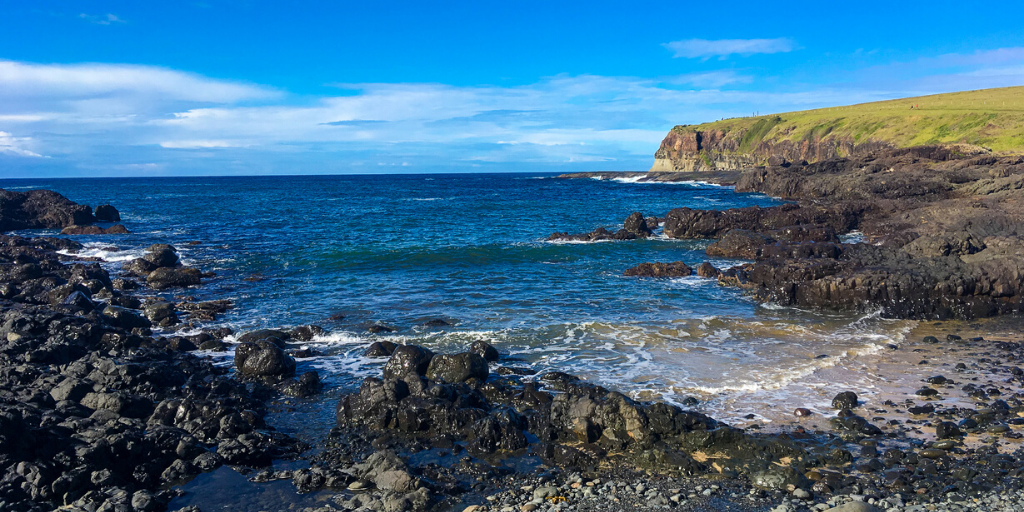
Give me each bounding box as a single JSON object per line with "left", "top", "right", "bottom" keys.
{"left": 425, "top": 352, "right": 489, "bottom": 383}
{"left": 235, "top": 342, "right": 296, "bottom": 377}
{"left": 94, "top": 204, "right": 121, "bottom": 222}
{"left": 147, "top": 267, "right": 202, "bottom": 289}
{"left": 623, "top": 212, "right": 653, "bottom": 238}
{"left": 144, "top": 246, "right": 180, "bottom": 268}
{"left": 382, "top": 345, "right": 435, "bottom": 380}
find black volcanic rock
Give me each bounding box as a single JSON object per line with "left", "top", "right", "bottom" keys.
{"left": 0, "top": 188, "right": 97, "bottom": 230}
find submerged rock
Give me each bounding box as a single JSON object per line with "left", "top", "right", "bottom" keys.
{"left": 623, "top": 261, "right": 692, "bottom": 277}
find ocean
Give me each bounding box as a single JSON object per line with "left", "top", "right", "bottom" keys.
{"left": 1, "top": 173, "right": 913, "bottom": 426}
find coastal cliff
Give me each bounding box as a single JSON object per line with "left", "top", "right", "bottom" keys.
{"left": 650, "top": 86, "right": 1024, "bottom": 172}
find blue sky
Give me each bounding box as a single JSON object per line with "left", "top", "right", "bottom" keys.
{"left": 2, "top": 1, "right": 1023, "bottom": 177}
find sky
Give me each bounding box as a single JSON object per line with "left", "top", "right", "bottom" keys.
{"left": 1, "top": 1, "right": 1024, "bottom": 177}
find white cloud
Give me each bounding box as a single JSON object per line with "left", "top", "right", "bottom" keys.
{"left": 79, "top": 13, "right": 126, "bottom": 25}
{"left": 159, "top": 140, "right": 245, "bottom": 149}
{"left": 2, "top": 46, "right": 1022, "bottom": 175}
{"left": 663, "top": 38, "right": 796, "bottom": 59}
{"left": 0, "top": 60, "right": 275, "bottom": 106}
{"left": 0, "top": 131, "right": 43, "bottom": 157}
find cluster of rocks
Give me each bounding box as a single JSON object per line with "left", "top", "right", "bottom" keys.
{"left": 590, "top": 147, "right": 1024, "bottom": 320}
{"left": 124, "top": 244, "right": 207, "bottom": 290}
{"left": 548, "top": 212, "right": 658, "bottom": 242}
{"left": 1, "top": 188, "right": 126, "bottom": 234}
{"left": 0, "top": 193, "right": 325, "bottom": 511}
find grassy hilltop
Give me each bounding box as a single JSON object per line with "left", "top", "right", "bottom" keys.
{"left": 675, "top": 86, "right": 1024, "bottom": 153}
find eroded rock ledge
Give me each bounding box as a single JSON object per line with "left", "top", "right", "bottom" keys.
{"left": 561, "top": 146, "right": 1024, "bottom": 320}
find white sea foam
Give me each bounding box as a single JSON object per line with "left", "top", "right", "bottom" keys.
{"left": 609, "top": 175, "right": 649, "bottom": 184}
{"left": 57, "top": 242, "right": 146, "bottom": 263}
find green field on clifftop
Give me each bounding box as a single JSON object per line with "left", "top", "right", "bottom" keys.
{"left": 676, "top": 86, "right": 1024, "bottom": 152}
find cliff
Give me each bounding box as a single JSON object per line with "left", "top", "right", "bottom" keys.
{"left": 651, "top": 86, "right": 1024, "bottom": 172}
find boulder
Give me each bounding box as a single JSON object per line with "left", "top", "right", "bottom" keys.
{"left": 469, "top": 340, "right": 499, "bottom": 362}
{"left": 101, "top": 305, "right": 152, "bottom": 329}
{"left": 147, "top": 267, "right": 201, "bottom": 289}
{"left": 695, "top": 261, "right": 721, "bottom": 278}
{"left": 236, "top": 343, "right": 296, "bottom": 377}
{"left": 238, "top": 329, "right": 290, "bottom": 346}
{"left": 382, "top": 345, "right": 435, "bottom": 380}
{"left": 279, "top": 371, "right": 323, "bottom": 397}
{"left": 144, "top": 302, "right": 180, "bottom": 327}
{"left": 426, "top": 352, "right": 489, "bottom": 383}
{"left": 94, "top": 204, "right": 121, "bottom": 222}
{"left": 623, "top": 212, "right": 653, "bottom": 237}
{"left": 143, "top": 247, "right": 179, "bottom": 268}
{"left": 290, "top": 325, "right": 325, "bottom": 341}
{"left": 832, "top": 391, "right": 859, "bottom": 409}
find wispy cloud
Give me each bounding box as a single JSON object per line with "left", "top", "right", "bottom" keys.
{"left": 663, "top": 38, "right": 796, "bottom": 59}
{"left": 79, "top": 13, "right": 126, "bottom": 25}
{"left": 2, "top": 46, "right": 1022, "bottom": 176}
{"left": 0, "top": 131, "right": 43, "bottom": 157}
{"left": 159, "top": 140, "right": 246, "bottom": 149}
{"left": 667, "top": 70, "right": 754, "bottom": 88}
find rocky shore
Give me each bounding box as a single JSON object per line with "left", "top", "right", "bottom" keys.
{"left": 4, "top": 177, "right": 1024, "bottom": 512}
{"left": 553, "top": 146, "right": 1024, "bottom": 320}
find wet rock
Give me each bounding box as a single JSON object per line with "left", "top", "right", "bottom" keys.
{"left": 238, "top": 329, "right": 290, "bottom": 346}
{"left": 147, "top": 267, "right": 202, "bottom": 289}
{"left": 365, "top": 341, "right": 397, "bottom": 357}
{"left": 420, "top": 318, "right": 453, "bottom": 328}
{"left": 426, "top": 352, "right": 489, "bottom": 383}
{"left": 367, "top": 324, "right": 395, "bottom": 333}
{"left": 382, "top": 345, "right": 435, "bottom": 379}
{"left": 922, "top": 335, "right": 939, "bottom": 343}
{"left": 831, "top": 391, "right": 859, "bottom": 409}
{"left": 623, "top": 261, "right": 692, "bottom": 277}
{"left": 695, "top": 261, "right": 721, "bottom": 278}
{"left": 469, "top": 340, "right": 500, "bottom": 362}
{"left": 101, "top": 305, "right": 152, "bottom": 329}
{"left": 198, "top": 339, "right": 227, "bottom": 351}
{"left": 60, "top": 224, "right": 130, "bottom": 235}
{"left": 936, "top": 421, "right": 962, "bottom": 439}
{"left": 0, "top": 189, "right": 96, "bottom": 230}
{"left": 143, "top": 245, "right": 180, "bottom": 267}
{"left": 125, "top": 257, "right": 159, "bottom": 277}
{"left": 144, "top": 302, "right": 180, "bottom": 327}
{"left": 290, "top": 324, "right": 325, "bottom": 341}
{"left": 623, "top": 212, "right": 653, "bottom": 237}
{"left": 279, "top": 371, "right": 323, "bottom": 397}
{"left": 235, "top": 342, "right": 296, "bottom": 378}
{"left": 94, "top": 204, "right": 121, "bottom": 222}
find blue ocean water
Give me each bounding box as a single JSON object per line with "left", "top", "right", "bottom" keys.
{"left": 1, "top": 174, "right": 912, "bottom": 423}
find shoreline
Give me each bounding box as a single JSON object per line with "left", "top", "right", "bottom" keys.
{"left": 3, "top": 179, "right": 1024, "bottom": 512}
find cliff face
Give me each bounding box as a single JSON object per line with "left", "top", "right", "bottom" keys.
{"left": 650, "top": 124, "right": 894, "bottom": 172}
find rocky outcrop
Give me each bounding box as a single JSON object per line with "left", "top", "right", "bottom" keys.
{"left": 0, "top": 230, "right": 305, "bottom": 511}
{"left": 0, "top": 189, "right": 98, "bottom": 231}
{"left": 648, "top": 123, "right": 988, "bottom": 173}
{"left": 335, "top": 344, "right": 806, "bottom": 478}
{"left": 623, "top": 261, "right": 692, "bottom": 278}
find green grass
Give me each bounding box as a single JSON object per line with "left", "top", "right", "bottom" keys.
{"left": 673, "top": 86, "right": 1024, "bottom": 153}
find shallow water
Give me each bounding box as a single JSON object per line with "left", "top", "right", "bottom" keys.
{"left": 2, "top": 174, "right": 914, "bottom": 427}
